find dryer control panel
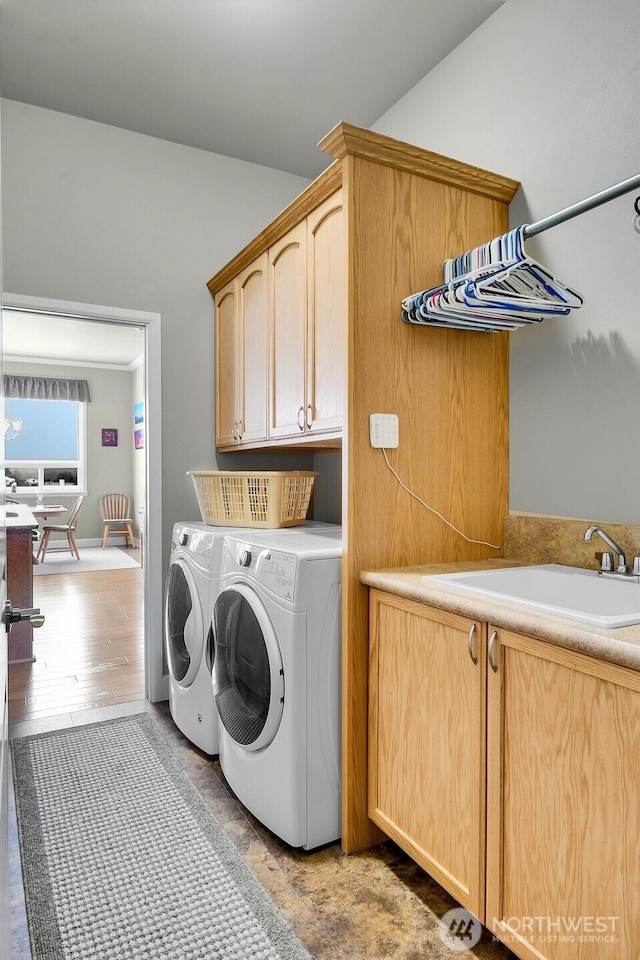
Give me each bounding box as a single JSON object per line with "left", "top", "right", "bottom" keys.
{"left": 258, "top": 550, "right": 297, "bottom": 601}
{"left": 223, "top": 538, "right": 298, "bottom": 601}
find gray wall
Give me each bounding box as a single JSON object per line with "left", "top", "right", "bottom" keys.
{"left": 5, "top": 359, "right": 136, "bottom": 541}
{"left": 0, "top": 100, "right": 317, "bottom": 564}
{"left": 373, "top": 0, "right": 640, "bottom": 525}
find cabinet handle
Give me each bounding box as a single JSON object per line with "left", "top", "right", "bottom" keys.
{"left": 488, "top": 630, "right": 499, "bottom": 673}
{"left": 232, "top": 421, "right": 238, "bottom": 440}
{"left": 237, "top": 419, "right": 243, "bottom": 440}
{"left": 297, "top": 406, "right": 305, "bottom": 431}
{"left": 306, "top": 404, "right": 313, "bottom": 429}
{"left": 467, "top": 623, "right": 478, "bottom": 665}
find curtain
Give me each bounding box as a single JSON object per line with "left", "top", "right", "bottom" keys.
{"left": 4, "top": 375, "right": 92, "bottom": 402}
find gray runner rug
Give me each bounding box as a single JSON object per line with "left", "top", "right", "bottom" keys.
{"left": 11, "top": 714, "right": 312, "bottom": 960}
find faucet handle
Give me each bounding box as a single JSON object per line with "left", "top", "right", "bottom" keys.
{"left": 595, "top": 551, "right": 614, "bottom": 572}
{"left": 632, "top": 557, "right": 640, "bottom": 576}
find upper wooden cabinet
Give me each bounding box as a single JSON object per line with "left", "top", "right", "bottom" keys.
{"left": 269, "top": 191, "right": 344, "bottom": 441}
{"left": 212, "top": 187, "right": 344, "bottom": 451}
{"left": 215, "top": 254, "right": 268, "bottom": 447}
{"left": 306, "top": 192, "right": 344, "bottom": 436}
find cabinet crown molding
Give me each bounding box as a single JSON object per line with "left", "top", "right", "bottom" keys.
{"left": 208, "top": 122, "right": 520, "bottom": 294}
{"left": 319, "top": 121, "right": 520, "bottom": 203}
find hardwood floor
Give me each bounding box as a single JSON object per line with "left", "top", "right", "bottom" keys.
{"left": 8, "top": 551, "right": 144, "bottom": 724}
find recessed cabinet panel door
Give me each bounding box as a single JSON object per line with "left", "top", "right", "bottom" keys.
{"left": 238, "top": 255, "right": 268, "bottom": 444}
{"left": 486, "top": 629, "right": 640, "bottom": 960}
{"left": 269, "top": 223, "right": 306, "bottom": 439}
{"left": 307, "top": 192, "right": 344, "bottom": 434}
{"left": 369, "top": 592, "right": 486, "bottom": 917}
{"left": 215, "top": 281, "right": 238, "bottom": 446}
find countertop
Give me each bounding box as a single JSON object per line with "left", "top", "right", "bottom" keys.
{"left": 2, "top": 503, "right": 38, "bottom": 530}
{"left": 360, "top": 558, "right": 640, "bottom": 673}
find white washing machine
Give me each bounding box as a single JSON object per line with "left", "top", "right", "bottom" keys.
{"left": 212, "top": 524, "right": 342, "bottom": 849}
{"left": 165, "top": 521, "right": 254, "bottom": 754}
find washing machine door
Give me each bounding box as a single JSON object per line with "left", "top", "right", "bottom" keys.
{"left": 164, "top": 558, "right": 204, "bottom": 688}
{"left": 213, "top": 583, "right": 284, "bottom": 752}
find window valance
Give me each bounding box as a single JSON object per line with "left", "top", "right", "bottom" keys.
{"left": 4, "top": 375, "right": 92, "bottom": 402}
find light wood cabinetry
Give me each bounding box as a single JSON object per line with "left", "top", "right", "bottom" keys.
{"left": 368, "top": 591, "right": 487, "bottom": 916}
{"left": 370, "top": 592, "right": 640, "bottom": 960}
{"left": 486, "top": 626, "right": 640, "bottom": 960}
{"left": 269, "top": 222, "right": 307, "bottom": 438}
{"left": 209, "top": 122, "right": 520, "bottom": 851}
{"left": 215, "top": 253, "right": 268, "bottom": 447}
{"left": 269, "top": 190, "right": 345, "bottom": 440}
{"left": 304, "top": 191, "right": 344, "bottom": 435}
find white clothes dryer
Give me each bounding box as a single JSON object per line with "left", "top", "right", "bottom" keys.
{"left": 212, "top": 524, "right": 342, "bottom": 850}
{"left": 165, "top": 521, "right": 254, "bottom": 754}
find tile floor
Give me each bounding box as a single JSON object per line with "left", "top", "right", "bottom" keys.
{"left": 9, "top": 701, "right": 518, "bottom": 960}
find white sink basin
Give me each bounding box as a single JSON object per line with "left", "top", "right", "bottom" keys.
{"left": 425, "top": 563, "right": 640, "bottom": 629}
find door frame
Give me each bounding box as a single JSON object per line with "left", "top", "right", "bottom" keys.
{"left": 2, "top": 292, "right": 165, "bottom": 701}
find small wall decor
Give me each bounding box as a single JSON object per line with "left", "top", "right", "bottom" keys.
{"left": 133, "top": 400, "right": 144, "bottom": 450}
{"left": 102, "top": 428, "right": 118, "bottom": 447}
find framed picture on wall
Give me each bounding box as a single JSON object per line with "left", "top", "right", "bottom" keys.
{"left": 134, "top": 401, "right": 144, "bottom": 424}
{"left": 102, "top": 428, "right": 118, "bottom": 447}
{"left": 134, "top": 428, "right": 144, "bottom": 450}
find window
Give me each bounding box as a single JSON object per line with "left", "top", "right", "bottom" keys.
{"left": 5, "top": 397, "right": 86, "bottom": 491}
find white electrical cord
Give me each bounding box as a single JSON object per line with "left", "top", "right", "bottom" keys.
{"left": 381, "top": 448, "right": 502, "bottom": 551}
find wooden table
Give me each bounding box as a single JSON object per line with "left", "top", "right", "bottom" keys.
{"left": 31, "top": 504, "right": 68, "bottom": 521}
{"left": 30, "top": 505, "right": 68, "bottom": 564}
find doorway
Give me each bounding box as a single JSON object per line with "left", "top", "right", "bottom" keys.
{"left": 2, "top": 293, "right": 164, "bottom": 720}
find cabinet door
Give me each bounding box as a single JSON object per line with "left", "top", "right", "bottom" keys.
{"left": 269, "top": 222, "right": 307, "bottom": 439}
{"left": 215, "top": 279, "right": 239, "bottom": 446}
{"left": 306, "top": 191, "right": 344, "bottom": 435}
{"left": 237, "top": 255, "right": 268, "bottom": 445}
{"left": 486, "top": 627, "right": 640, "bottom": 960}
{"left": 368, "top": 591, "right": 487, "bottom": 917}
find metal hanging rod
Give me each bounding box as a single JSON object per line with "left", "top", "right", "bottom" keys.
{"left": 523, "top": 172, "right": 640, "bottom": 239}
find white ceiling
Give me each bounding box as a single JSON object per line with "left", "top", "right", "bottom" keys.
{"left": 3, "top": 312, "right": 144, "bottom": 369}
{"left": 0, "top": 0, "right": 505, "bottom": 180}
{"left": 0, "top": 0, "right": 505, "bottom": 363}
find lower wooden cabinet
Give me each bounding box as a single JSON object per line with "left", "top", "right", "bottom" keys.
{"left": 368, "top": 591, "right": 487, "bottom": 916}
{"left": 486, "top": 627, "right": 640, "bottom": 960}
{"left": 369, "top": 590, "right": 640, "bottom": 960}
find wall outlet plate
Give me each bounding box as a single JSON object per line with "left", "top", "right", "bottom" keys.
{"left": 369, "top": 413, "right": 399, "bottom": 448}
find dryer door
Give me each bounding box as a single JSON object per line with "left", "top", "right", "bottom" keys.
{"left": 213, "top": 584, "right": 284, "bottom": 752}
{"left": 164, "top": 558, "right": 204, "bottom": 688}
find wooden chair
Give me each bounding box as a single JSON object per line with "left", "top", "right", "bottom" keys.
{"left": 36, "top": 495, "right": 84, "bottom": 562}
{"left": 100, "top": 493, "right": 135, "bottom": 549}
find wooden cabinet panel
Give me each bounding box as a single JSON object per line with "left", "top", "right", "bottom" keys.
{"left": 269, "top": 222, "right": 307, "bottom": 439}
{"left": 486, "top": 628, "right": 640, "bottom": 960}
{"left": 215, "top": 280, "right": 238, "bottom": 447}
{"left": 306, "top": 191, "right": 344, "bottom": 435}
{"left": 238, "top": 255, "right": 268, "bottom": 444}
{"left": 215, "top": 255, "right": 268, "bottom": 447}
{"left": 368, "top": 590, "right": 486, "bottom": 916}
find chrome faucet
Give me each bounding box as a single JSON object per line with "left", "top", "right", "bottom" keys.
{"left": 583, "top": 525, "right": 628, "bottom": 574}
